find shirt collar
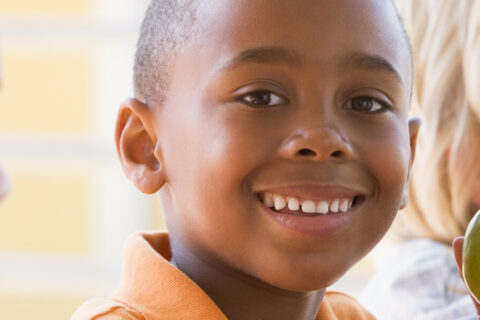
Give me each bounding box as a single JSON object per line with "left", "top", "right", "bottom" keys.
{"left": 112, "top": 231, "right": 337, "bottom": 320}
{"left": 113, "top": 231, "right": 228, "bottom": 320}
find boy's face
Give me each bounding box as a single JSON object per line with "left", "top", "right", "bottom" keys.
{"left": 147, "top": 0, "right": 417, "bottom": 291}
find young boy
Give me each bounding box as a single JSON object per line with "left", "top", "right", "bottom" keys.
{"left": 72, "top": 0, "right": 420, "bottom": 319}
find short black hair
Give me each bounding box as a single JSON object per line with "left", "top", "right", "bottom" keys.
{"left": 134, "top": 0, "right": 199, "bottom": 105}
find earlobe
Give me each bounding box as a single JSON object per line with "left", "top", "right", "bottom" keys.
{"left": 399, "top": 190, "right": 409, "bottom": 210}
{"left": 115, "top": 98, "right": 165, "bottom": 194}
{"left": 400, "top": 116, "right": 422, "bottom": 209}
{"left": 408, "top": 117, "right": 422, "bottom": 165}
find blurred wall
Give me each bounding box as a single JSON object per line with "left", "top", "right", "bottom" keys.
{"left": 0, "top": 1, "right": 165, "bottom": 319}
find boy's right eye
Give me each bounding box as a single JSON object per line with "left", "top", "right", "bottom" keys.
{"left": 237, "top": 90, "right": 288, "bottom": 107}
{"left": 344, "top": 96, "right": 391, "bottom": 113}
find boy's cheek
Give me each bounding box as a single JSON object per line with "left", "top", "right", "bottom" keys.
{"left": 359, "top": 135, "right": 411, "bottom": 214}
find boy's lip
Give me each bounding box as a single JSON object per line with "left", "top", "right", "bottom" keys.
{"left": 253, "top": 182, "right": 368, "bottom": 201}
{"left": 259, "top": 202, "right": 361, "bottom": 237}
{"left": 253, "top": 182, "right": 368, "bottom": 236}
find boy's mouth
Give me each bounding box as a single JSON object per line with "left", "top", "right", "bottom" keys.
{"left": 257, "top": 192, "right": 363, "bottom": 216}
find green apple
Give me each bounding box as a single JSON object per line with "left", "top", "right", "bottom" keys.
{"left": 463, "top": 209, "right": 480, "bottom": 304}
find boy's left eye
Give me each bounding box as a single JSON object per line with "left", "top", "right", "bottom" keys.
{"left": 345, "top": 97, "right": 389, "bottom": 113}
{"left": 238, "top": 90, "right": 287, "bottom": 107}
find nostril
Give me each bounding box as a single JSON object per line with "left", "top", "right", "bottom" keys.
{"left": 331, "top": 150, "right": 343, "bottom": 158}
{"left": 297, "top": 148, "right": 317, "bottom": 157}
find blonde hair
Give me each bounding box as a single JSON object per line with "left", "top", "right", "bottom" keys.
{"left": 394, "top": 0, "right": 480, "bottom": 244}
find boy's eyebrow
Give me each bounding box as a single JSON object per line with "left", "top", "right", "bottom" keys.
{"left": 219, "top": 47, "right": 301, "bottom": 71}
{"left": 342, "top": 52, "right": 404, "bottom": 86}
{"left": 217, "top": 47, "right": 404, "bottom": 87}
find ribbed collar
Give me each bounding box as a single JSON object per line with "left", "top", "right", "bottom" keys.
{"left": 113, "top": 231, "right": 228, "bottom": 320}
{"left": 112, "top": 231, "right": 342, "bottom": 320}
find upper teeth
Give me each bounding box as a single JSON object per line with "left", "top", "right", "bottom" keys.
{"left": 263, "top": 193, "right": 354, "bottom": 215}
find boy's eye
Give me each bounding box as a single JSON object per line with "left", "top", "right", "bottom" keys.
{"left": 238, "top": 90, "right": 287, "bottom": 107}
{"left": 345, "top": 97, "right": 389, "bottom": 113}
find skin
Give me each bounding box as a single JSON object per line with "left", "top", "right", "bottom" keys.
{"left": 470, "top": 171, "right": 480, "bottom": 213}
{"left": 449, "top": 141, "right": 480, "bottom": 220}
{"left": 453, "top": 237, "right": 480, "bottom": 316}
{"left": 473, "top": 188, "right": 480, "bottom": 208}
{"left": 116, "top": 0, "right": 420, "bottom": 319}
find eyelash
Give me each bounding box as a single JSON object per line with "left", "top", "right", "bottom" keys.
{"left": 236, "top": 90, "right": 391, "bottom": 113}
{"left": 344, "top": 96, "right": 391, "bottom": 113}
{"left": 236, "top": 90, "right": 288, "bottom": 107}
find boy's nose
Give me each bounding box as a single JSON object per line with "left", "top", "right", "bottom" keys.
{"left": 278, "top": 126, "right": 353, "bottom": 163}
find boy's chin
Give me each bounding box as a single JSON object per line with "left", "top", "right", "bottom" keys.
{"left": 254, "top": 265, "right": 347, "bottom": 293}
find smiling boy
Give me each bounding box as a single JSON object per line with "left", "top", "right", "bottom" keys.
{"left": 71, "top": 0, "right": 420, "bottom": 319}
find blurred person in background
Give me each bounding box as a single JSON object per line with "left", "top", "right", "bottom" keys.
{"left": 361, "top": 0, "right": 480, "bottom": 319}
{"left": 0, "top": 56, "right": 11, "bottom": 203}
{"left": 0, "top": 165, "right": 10, "bottom": 202}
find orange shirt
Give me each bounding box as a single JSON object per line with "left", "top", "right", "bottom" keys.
{"left": 71, "top": 232, "right": 375, "bottom": 320}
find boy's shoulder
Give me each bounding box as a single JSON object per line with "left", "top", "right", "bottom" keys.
{"left": 320, "top": 291, "right": 377, "bottom": 319}
{"left": 71, "top": 291, "right": 376, "bottom": 320}
{"left": 70, "top": 232, "right": 376, "bottom": 320}
{"left": 70, "top": 231, "right": 228, "bottom": 320}
{"left": 70, "top": 297, "right": 142, "bottom": 320}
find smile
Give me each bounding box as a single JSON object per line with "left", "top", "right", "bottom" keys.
{"left": 260, "top": 192, "right": 355, "bottom": 216}
{"left": 257, "top": 190, "right": 364, "bottom": 236}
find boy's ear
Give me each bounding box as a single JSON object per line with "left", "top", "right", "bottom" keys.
{"left": 115, "top": 98, "right": 165, "bottom": 194}
{"left": 400, "top": 117, "right": 422, "bottom": 209}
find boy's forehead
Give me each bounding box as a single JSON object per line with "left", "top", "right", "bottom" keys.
{"left": 189, "top": 0, "right": 412, "bottom": 90}
{"left": 197, "top": 0, "right": 401, "bottom": 38}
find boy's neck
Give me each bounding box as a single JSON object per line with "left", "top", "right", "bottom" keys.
{"left": 170, "top": 240, "right": 325, "bottom": 320}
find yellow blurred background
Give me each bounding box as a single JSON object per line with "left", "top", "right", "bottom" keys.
{"left": 0, "top": 1, "right": 375, "bottom": 319}
{"left": 0, "top": 1, "right": 168, "bottom": 319}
